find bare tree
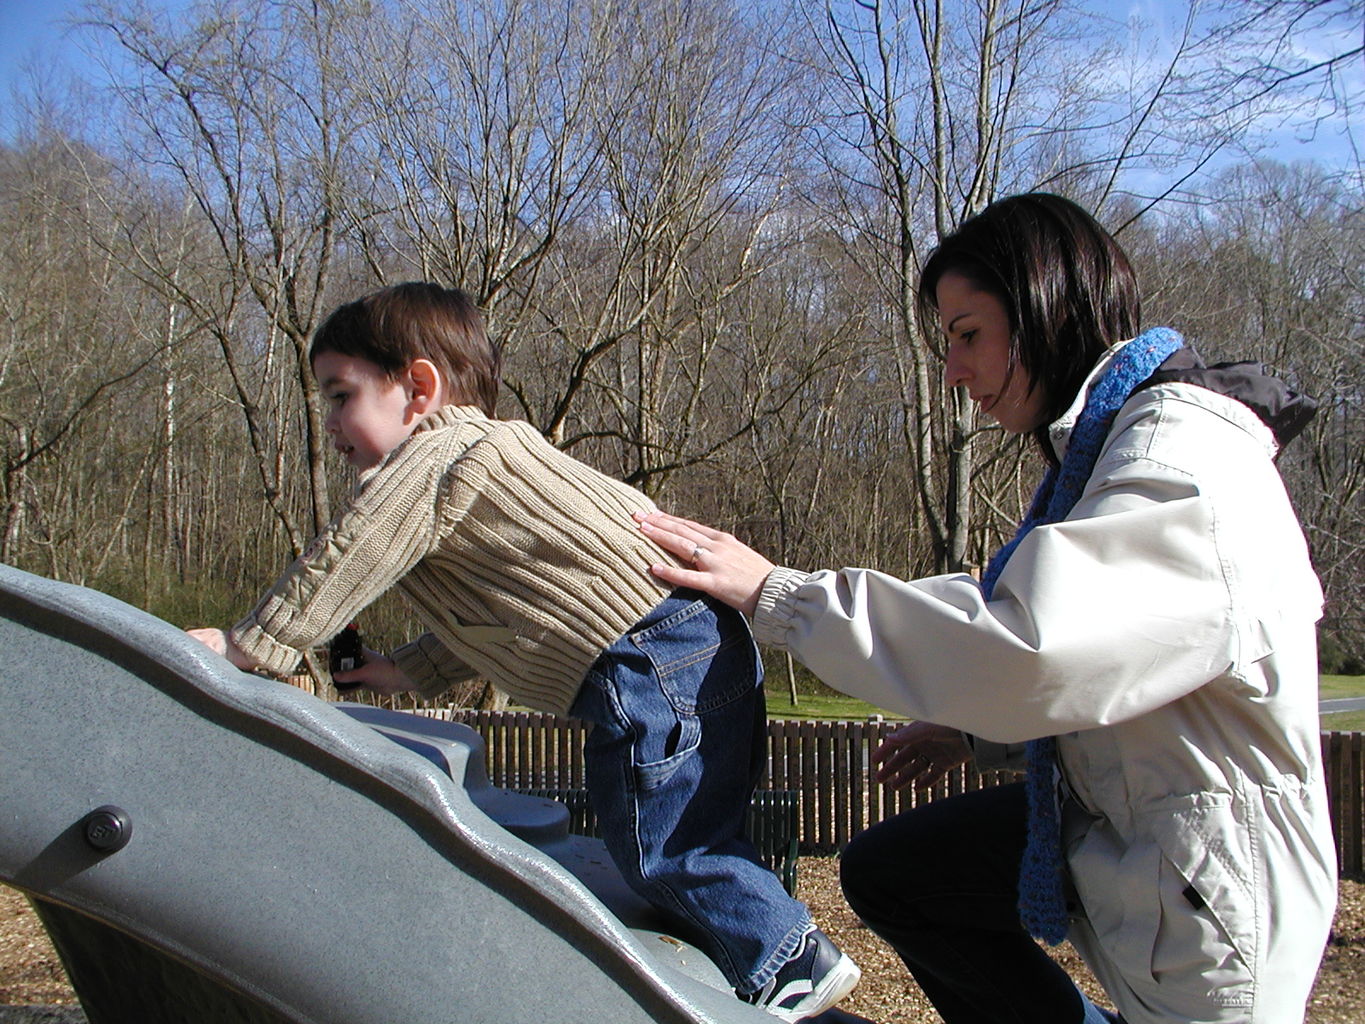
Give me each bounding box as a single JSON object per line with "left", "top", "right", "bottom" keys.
{"left": 469, "top": 0, "right": 822, "bottom": 499}
{"left": 342, "top": 0, "right": 610, "bottom": 315}
{"left": 799, "top": 0, "right": 1269, "bottom": 573}
{"left": 86, "top": 0, "right": 374, "bottom": 547}
{"left": 1211, "top": 0, "right": 1363, "bottom": 172}
{"left": 0, "top": 133, "right": 163, "bottom": 574}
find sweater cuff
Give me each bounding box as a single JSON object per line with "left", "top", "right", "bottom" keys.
{"left": 966, "top": 735, "right": 1027, "bottom": 772}
{"left": 392, "top": 633, "right": 478, "bottom": 701}
{"left": 229, "top": 617, "right": 305, "bottom": 677}
{"left": 752, "top": 566, "right": 814, "bottom": 649}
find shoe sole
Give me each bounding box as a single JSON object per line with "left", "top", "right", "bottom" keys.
{"left": 773, "top": 954, "right": 861, "bottom": 1023}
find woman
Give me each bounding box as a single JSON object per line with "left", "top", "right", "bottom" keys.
{"left": 636, "top": 193, "right": 1335, "bottom": 1023}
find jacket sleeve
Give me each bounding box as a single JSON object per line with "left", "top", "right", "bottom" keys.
{"left": 229, "top": 437, "right": 450, "bottom": 676}
{"left": 965, "top": 735, "right": 1026, "bottom": 772}
{"left": 752, "top": 396, "right": 1247, "bottom": 744}
{"left": 391, "top": 632, "right": 479, "bottom": 700}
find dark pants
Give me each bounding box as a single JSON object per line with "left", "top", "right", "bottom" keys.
{"left": 840, "top": 782, "right": 1097, "bottom": 1024}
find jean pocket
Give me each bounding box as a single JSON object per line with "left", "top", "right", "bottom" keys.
{"left": 630, "top": 598, "right": 758, "bottom": 715}
{"left": 634, "top": 714, "right": 702, "bottom": 791}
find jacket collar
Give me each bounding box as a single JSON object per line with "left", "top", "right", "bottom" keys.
{"left": 1046, "top": 342, "right": 1127, "bottom": 465}
{"left": 357, "top": 405, "right": 489, "bottom": 486}
{"left": 1045, "top": 339, "right": 1318, "bottom": 464}
{"left": 413, "top": 404, "right": 488, "bottom": 436}
{"left": 1133, "top": 349, "right": 1317, "bottom": 448}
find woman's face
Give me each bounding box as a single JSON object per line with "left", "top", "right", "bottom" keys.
{"left": 936, "top": 271, "right": 1048, "bottom": 435}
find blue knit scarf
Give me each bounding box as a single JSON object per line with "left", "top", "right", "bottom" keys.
{"left": 980, "top": 327, "right": 1184, "bottom": 946}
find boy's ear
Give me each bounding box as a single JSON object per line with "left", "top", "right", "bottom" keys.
{"left": 405, "top": 359, "right": 444, "bottom": 414}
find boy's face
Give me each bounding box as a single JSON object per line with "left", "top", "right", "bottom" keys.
{"left": 314, "top": 352, "right": 421, "bottom": 471}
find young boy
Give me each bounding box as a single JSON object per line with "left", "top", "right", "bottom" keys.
{"left": 188, "top": 282, "right": 858, "bottom": 1021}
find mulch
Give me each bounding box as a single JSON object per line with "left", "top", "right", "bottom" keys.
{"left": 795, "top": 856, "right": 1365, "bottom": 1023}
{"left": 4, "top": 863, "right": 1363, "bottom": 1021}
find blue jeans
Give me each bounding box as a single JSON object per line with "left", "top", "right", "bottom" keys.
{"left": 569, "top": 591, "right": 811, "bottom": 992}
{"left": 841, "top": 782, "right": 1122, "bottom": 1023}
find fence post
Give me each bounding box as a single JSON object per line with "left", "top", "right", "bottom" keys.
{"left": 1325, "top": 730, "right": 1363, "bottom": 877}
{"left": 799, "top": 721, "right": 818, "bottom": 850}
{"left": 863, "top": 717, "right": 883, "bottom": 833}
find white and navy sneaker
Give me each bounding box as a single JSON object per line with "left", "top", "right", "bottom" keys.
{"left": 738, "top": 927, "right": 861, "bottom": 1022}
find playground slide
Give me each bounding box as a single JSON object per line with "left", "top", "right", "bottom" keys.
{"left": 0, "top": 562, "right": 784, "bottom": 1024}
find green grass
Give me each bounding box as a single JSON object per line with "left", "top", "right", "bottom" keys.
{"left": 1319, "top": 674, "right": 1365, "bottom": 699}
{"left": 762, "top": 690, "right": 906, "bottom": 722}
{"left": 765, "top": 675, "right": 1365, "bottom": 729}
{"left": 510, "top": 676, "right": 1365, "bottom": 726}
{"left": 1319, "top": 674, "right": 1365, "bottom": 732}
{"left": 1321, "top": 713, "right": 1365, "bottom": 731}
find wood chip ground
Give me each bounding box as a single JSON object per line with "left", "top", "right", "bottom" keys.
{"left": 3, "top": 864, "right": 1362, "bottom": 1021}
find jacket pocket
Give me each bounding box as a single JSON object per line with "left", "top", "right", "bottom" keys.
{"left": 1142, "top": 792, "right": 1256, "bottom": 1008}
{"left": 1070, "top": 793, "right": 1256, "bottom": 1013}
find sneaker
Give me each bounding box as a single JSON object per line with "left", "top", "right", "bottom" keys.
{"left": 738, "top": 927, "right": 861, "bottom": 1022}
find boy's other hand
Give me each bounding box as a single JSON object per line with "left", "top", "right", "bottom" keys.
{"left": 186, "top": 626, "right": 228, "bottom": 656}
{"left": 186, "top": 627, "right": 255, "bottom": 671}
{"left": 333, "top": 649, "right": 412, "bottom": 696}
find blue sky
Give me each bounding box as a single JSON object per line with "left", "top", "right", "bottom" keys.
{"left": 1, "top": 0, "right": 94, "bottom": 88}
{"left": 1, "top": 0, "right": 196, "bottom": 137}
{"left": 2, "top": 0, "right": 1356, "bottom": 171}
{"left": 0, "top": 0, "right": 1197, "bottom": 99}
{"left": 0, "top": 0, "right": 194, "bottom": 105}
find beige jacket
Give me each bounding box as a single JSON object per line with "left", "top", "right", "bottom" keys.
{"left": 231, "top": 406, "right": 674, "bottom": 714}
{"left": 752, "top": 348, "right": 1335, "bottom": 1022}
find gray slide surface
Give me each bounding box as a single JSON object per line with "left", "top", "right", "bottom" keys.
{"left": 0, "top": 562, "right": 777, "bottom": 1024}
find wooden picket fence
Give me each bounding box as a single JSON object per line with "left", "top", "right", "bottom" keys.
{"left": 407, "top": 708, "right": 1364, "bottom": 877}
{"left": 1324, "top": 730, "right": 1365, "bottom": 876}
{"left": 288, "top": 670, "right": 1365, "bottom": 875}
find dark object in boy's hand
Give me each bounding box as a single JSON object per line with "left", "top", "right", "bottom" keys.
{"left": 328, "top": 623, "right": 365, "bottom": 689}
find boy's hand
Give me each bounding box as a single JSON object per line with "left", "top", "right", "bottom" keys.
{"left": 186, "top": 627, "right": 255, "bottom": 671}
{"left": 333, "top": 649, "right": 412, "bottom": 696}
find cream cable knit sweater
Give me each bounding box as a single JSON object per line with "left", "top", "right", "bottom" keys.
{"left": 230, "top": 405, "right": 677, "bottom": 715}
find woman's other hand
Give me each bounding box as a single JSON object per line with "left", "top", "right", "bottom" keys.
{"left": 872, "top": 721, "right": 973, "bottom": 791}
{"left": 635, "top": 511, "right": 776, "bottom": 618}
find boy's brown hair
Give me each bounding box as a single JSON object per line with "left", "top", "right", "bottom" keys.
{"left": 309, "top": 282, "right": 502, "bottom": 416}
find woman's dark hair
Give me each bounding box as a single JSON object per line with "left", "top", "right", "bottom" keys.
{"left": 310, "top": 282, "right": 502, "bottom": 417}
{"left": 917, "top": 193, "right": 1141, "bottom": 455}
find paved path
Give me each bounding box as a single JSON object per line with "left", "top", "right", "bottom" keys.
{"left": 1321, "top": 698, "right": 1365, "bottom": 713}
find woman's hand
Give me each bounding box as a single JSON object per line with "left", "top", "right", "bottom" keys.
{"left": 871, "top": 721, "right": 973, "bottom": 791}
{"left": 333, "top": 649, "right": 412, "bottom": 696}
{"left": 635, "top": 511, "right": 776, "bottom": 618}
